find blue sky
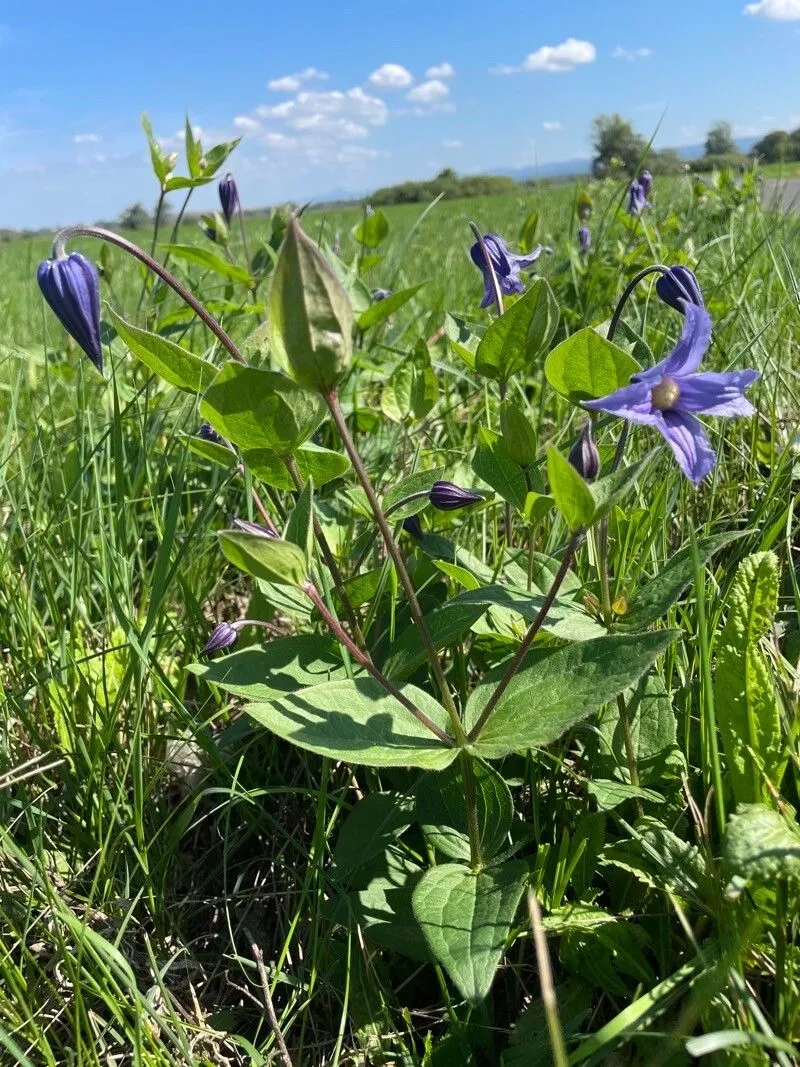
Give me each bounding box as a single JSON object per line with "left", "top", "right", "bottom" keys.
{"left": 1, "top": 0, "right": 799, "bottom": 228}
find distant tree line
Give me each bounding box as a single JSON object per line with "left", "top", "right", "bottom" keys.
{"left": 590, "top": 115, "right": 748, "bottom": 177}
{"left": 370, "top": 168, "right": 519, "bottom": 206}
{"left": 751, "top": 127, "right": 800, "bottom": 163}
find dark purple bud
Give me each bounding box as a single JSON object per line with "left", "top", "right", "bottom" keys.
{"left": 197, "top": 422, "right": 223, "bottom": 444}
{"left": 655, "top": 266, "right": 705, "bottom": 314}
{"left": 230, "top": 517, "right": 278, "bottom": 538}
{"left": 202, "top": 621, "right": 239, "bottom": 655}
{"left": 578, "top": 226, "right": 591, "bottom": 255}
{"left": 568, "top": 423, "right": 601, "bottom": 481}
{"left": 371, "top": 288, "right": 393, "bottom": 302}
{"left": 402, "top": 514, "right": 423, "bottom": 539}
{"left": 218, "top": 173, "right": 240, "bottom": 224}
{"left": 37, "top": 251, "right": 103, "bottom": 373}
{"left": 639, "top": 169, "right": 653, "bottom": 199}
{"left": 429, "top": 480, "right": 483, "bottom": 512}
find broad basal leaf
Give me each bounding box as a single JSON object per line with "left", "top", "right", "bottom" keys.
{"left": 416, "top": 758, "right": 513, "bottom": 863}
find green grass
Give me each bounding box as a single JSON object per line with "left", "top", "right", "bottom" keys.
{"left": 1, "top": 170, "right": 799, "bottom": 1065}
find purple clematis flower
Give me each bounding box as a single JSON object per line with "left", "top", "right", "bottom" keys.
{"left": 37, "top": 251, "right": 103, "bottom": 373}
{"left": 583, "top": 304, "right": 758, "bottom": 484}
{"left": 218, "top": 173, "right": 240, "bottom": 224}
{"left": 656, "top": 265, "right": 704, "bottom": 314}
{"left": 639, "top": 169, "right": 653, "bottom": 199}
{"left": 470, "top": 233, "right": 551, "bottom": 309}
{"left": 578, "top": 226, "right": 591, "bottom": 255}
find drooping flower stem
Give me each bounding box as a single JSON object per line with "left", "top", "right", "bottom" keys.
{"left": 325, "top": 390, "right": 466, "bottom": 742}
{"left": 303, "top": 580, "right": 454, "bottom": 747}
{"left": 53, "top": 225, "right": 246, "bottom": 365}
{"left": 468, "top": 530, "right": 583, "bottom": 742}
{"left": 282, "top": 453, "right": 367, "bottom": 651}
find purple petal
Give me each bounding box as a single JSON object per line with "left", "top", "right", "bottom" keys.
{"left": 655, "top": 410, "right": 716, "bottom": 484}
{"left": 675, "top": 370, "right": 759, "bottom": 416}
{"left": 661, "top": 302, "right": 712, "bottom": 377}
{"left": 512, "top": 245, "right": 544, "bottom": 269}
{"left": 583, "top": 381, "right": 658, "bottom": 425}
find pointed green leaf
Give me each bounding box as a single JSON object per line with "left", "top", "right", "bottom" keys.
{"left": 163, "top": 244, "right": 254, "bottom": 287}
{"left": 219, "top": 531, "right": 308, "bottom": 586}
{"left": 417, "top": 758, "right": 513, "bottom": 862}
{"left": 184, "top": 115, "right": 203, "bottom": 178}
{"left": 244, "top": 442, "right": 349, "bottom": 490}
{"left": 412, "top": 860, "right": 529, "bottom": 1003}
{"left": 107, "top": 307, "right": 216, "bottom": 393}
{"left": 285, "top": 478, "right": 314, "bottom": 562}
{"left": 475, "top": 277, "right": 559, "bottom": 382}
{"left": 724, "top": 803, "right": 800, "bottom": 898}
{"left": 472, "top": 428, "right": 527, "bottom": 511}
{"left": 545, "top": 328, "right": 640, "bottom": 404}
{"left": 245, "top": 678, "right": 457, "bottom": 769}
{"left": 547, "top": 447, "right": 595, "bottom": 531}
{"left": 445, "top": 313, "right": 485, "bottom": 371}
{"left": 500, "top": 399, "right": 538, "bottom": 468}
{"left": 332, "top": 793, "right": 415, "bottom": 880}
{"left": 353, "top": 209, "right": 390, "bottom": 248}
{"left": 358, "top": 284, "right": 424, "bottom": 330}
{"left": 187, "top": 636, "right": 345, "bottom": 701}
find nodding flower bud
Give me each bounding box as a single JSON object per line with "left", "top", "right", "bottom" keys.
{"left": 639, "top": 169, "right": 653, "bottom": 199}
{"left": 230, "top": 517, "right": 278, "bottom": 538}
{"left": 429, "top": 480, "right": 483, "bottom": 512}
{"left": 578, "top": 226, "right": 591, "bottom": 255}
{"left": 655, "top": 266, "right": 705, "bottom": 314}
{"left": 568, "top": 423, "right": 601, "bottom": 481}
{"left": 402, "top": 514, "right": 423, "bottom": 539}
{"left": 197, "top": 422, "right": 223, "bottom": 444}
{"left": 371, "top": 288, "right": 393, "bottom": 302}
{"left": 218, "top": 173, "right": 240, "bottom": 224}
{"left": 37, "top": 251, "right": 103, "bottom": 373}
{"left": 627, "top": 179, "right": 645, "bottom": 216}
{"left": 202, "top": 621, "right": 239, "bottom": 655}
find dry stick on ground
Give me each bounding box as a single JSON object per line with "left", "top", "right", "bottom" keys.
{"left": 527, "top": 891, "right": 569, "bottom": 1067}
{"left": 244, "top": 927, "right": 294, "bottom": 1067}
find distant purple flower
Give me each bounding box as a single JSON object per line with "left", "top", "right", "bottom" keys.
{"left": 470, "top": 233, "right": 551, "bottom": 309}
{"left": 218, "top": 173, "right": 239, "bottom": 224}
{"left": 37, "top": 252, "right": 103, "bottom": 373}
{"left": 429, "top": 480, "right": 482, "bottom": 511}
{"left": 568, "top": 422, "right": 600, "bottom": 481}
{"left": 202, "top": 621, "right": 238, "bottom": 655}
{"left": 230, "top": 517, "right": 278, "bottom": 538}
{"left": 583, "top": 304, "right": 758, "bottom": 484}
{"left": 197, "top": 422, "right": 223, "bottom": 444}
{"left": 578, "top": 226, "right": 591, "bottom": 255}
{"left": 639, "top": 169, "right": 653, "bottom": 198}
{"left": 656, "top": 266, "right": 705, "bottom": 314}
{"left": 627, "top": 179, "right": 648, "bottom": 216}
{"left": 402, "top": 515, "right": 423, "bottom": 539}
{"left": 372, "top": 288, "right": 393, "bottom": 302}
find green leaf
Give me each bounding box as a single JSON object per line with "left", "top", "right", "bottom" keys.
{"left": 445, "top": 313, "right": 486, "bottom": 371}
{"left": 593, "top": 674, "right": 683, "bottom": 786}
{"left": 141, "top": 112, "right": 174, "bottom": 184}
{"left": 106, "top": 307, "right": 216, "bottom": 393}
{"left": 466, "top": 630, "right": 679, "bottom": 759}
{"left": 602, "top": 816, "right": 708, "bottom": 900}
{"left": 723, "top": 803, "right": 800, "bottom": 898}
{"left": 545, "top": 329, "right": 640, "bottom": 404}
{"left": 587, "top": 780, "right": 664, "bottom": 810}
{"left": 269, "top": 217, "right": 354, "bottom": 392}
{"left": 184, "top": 115, "right": 203, "bottom": 179}
{"left": 472, "top": 428, "right": 527, "bottom": 511}
{"left": 353, "top": 209, "right": 390, "bottom": 248}
{"left": 357, "top": 284, "right": 424, "bottom": 330}
{"left": 546, "top": 447, "right": 595, "bottom": 531}
{"left": 622, "top": 531, "right": 748, "bottom": 630}
{"left": 219, "top": 531, "right": 308, "bottom": 587}
{"left": 500, "top": 399, "right": 538, "bottom": 468}
{"left": 244, "top": 442, "right": 350, "bottom": 490}
{"left": 381, "top": 357, "right": 414, "bottom": 422}
{"left": 187, "top": 636, "right": 345, "bottom": 701}
{"left": 163, "top": 244, "right": 254, "bottom": 287}
{"left": 410, "top": 340, "right": 438, "bottom": 418}
{"left": 332, "top": 793, "right": 415, "bottom": 880}
{"left": 715, "top": 552, "right": 786, "bottom": 805}
{"left": 522, "top": 492, "right": 555, "bottom": 524}
{"left": 185, "top": 434, "right": 236, "bottom": 468}
{"left": 285, "top": 478, "right": 314, "bottom": 562}
{"left": 587, "top": 456, "right": 651, "bottom": 525}
{"left": 200, "top": 363, "right": 326, "bottom": 454}
{"left": 200, "top": 138, "right": 241, "bottom": 177}
{"left": 518, "top": 211, "right": 539, "bottom": 252}
{"left": 417, "top": 758, "right": 513, "bottom": 863}
{"left": 163, "top": 175, "right": 213, "bottom": 191}
{"left": 412, "top": 860, "right": 529, "bottom": 1004}
{"left": 245, "top": 678, "right": 457, "bottom": 769}
{"left": 383, "top": 466, "right": 447, "bottom": 520}
{"left": 475, "top": 278, "right": 559, "bottom": 382}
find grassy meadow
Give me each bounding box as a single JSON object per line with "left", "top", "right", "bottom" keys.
{"left": 1, "top": 166, "right": 799, "bottom": 1067}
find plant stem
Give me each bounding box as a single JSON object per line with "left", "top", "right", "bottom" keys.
{"left": 325, "top": 390, "right": 465, "bottom": 742}
{"left": 54, "top": 225, "right": 246, "bottom": 365}
{"left": 468, "top": 530, "right": 582, "bottom": 742}
{"left": 527, "top": 890, "right": 569, "bottom": 1067}
{"left": 282, "top": 453, "right": 367, "bottom": 650}
{"left": 303, "top": 581, "right": 454, "bottom": 747}
{"left": 136, "top": 188, "right": 165, "bottom": 315}
{"left": 460, "top": 751, "right": 483, "bottom": 871}
{"left": 350, "top": 489, "right": 430, "bottom": 574}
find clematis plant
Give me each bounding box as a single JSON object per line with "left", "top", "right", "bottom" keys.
{"left": 470, "top": 232, "right": 550, "bottom": 308}
{"left": 583, "top": 303, "right": 758, "bottom": 483}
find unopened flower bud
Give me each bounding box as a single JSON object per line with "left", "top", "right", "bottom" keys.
{"left": 202, "top": 621, "right": 239, "bottom": 655}
{"left": 568, "top": 423, "right": 600, "bottom": 481}
{"left": 218, "top": 173, "right": 240, "bottom": 224}
{"left": 402, "top": 515, "right": 423, "bottom": 539}
{"left": 655, "top": 266, "right": 704, "bottom": 314}
{"left": 231, "top": 517, "right": 278, "bottom": 538}
{"left": 429, "top": 480, "right": 483, "bottom": 512}
{"left": 37, "top": 251, "right": 103, "bottom": 372}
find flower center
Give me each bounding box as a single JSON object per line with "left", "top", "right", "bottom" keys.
{"left": 651, "top": 377, "right": 681, "bottom": 411}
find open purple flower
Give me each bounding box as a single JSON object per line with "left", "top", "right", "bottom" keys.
{"left": 37, "top": 252, "right": 103, "bottom": 373}
{"left": 578, "top": 226, "right": 591, "bottom": 255}
{"left": 656, "top": 266, "right": 704, "bottom": 314}
{"left": 218, "top": 173, "right": 240, "bottom": 224}
{"left": 430, "top": 480, "right": 483, "bottom": 511}
{"left": 639, "top": 169, "right": 653, "bottom": 199}
{"left": 470, "top": 233, "right": 550, "bottom": 309}
{"left": 583, "top": 304, "right": 758, "bottom": 484}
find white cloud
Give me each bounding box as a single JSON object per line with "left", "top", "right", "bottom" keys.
{"left": 523, "top": 38, "right": 596, "bottom": 73}
{"left": 406, "top": 79, "right": 449, "bottom": 104}
{"left": 72, "top": 133, "right": 102, "bottom": 144}
{"left": 441, "top": 139, "right": 463, "bottom": 148}
{"left": 744, "top": 0, "right": 800, "bottom": 18}
{"left": 233, "top": 116, "right": 261, "bottom": 133}
{"left": 335, "top": 144, "right": 381, "bottom": 166}
{"left": 489, "top": 64, "right": 519, "bottom": 75}
{"left": 268, "top": 67, "right": 329, "bottom": 92}
{"left": 426, "top": 62, "right": 455, "bottom": 78}
{"left": 257, "top": 87, "right": 388, "bottom": 137}
{"left": 612, "top": 46, "right": 653, "bottom": 61}
{"left": 542, "top": 120, "right": 562, "bottom": 131}
{"left": 368, "top": 63, "right": 414, "bottom": 89}
{"left": 263, "top": 131, "right": 298, "bottom": 150}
